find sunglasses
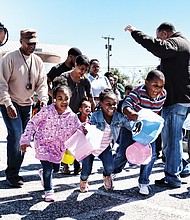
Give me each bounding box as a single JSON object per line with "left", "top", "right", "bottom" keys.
{"left": 26, "top": 42, "right": 36, "bottom": 46}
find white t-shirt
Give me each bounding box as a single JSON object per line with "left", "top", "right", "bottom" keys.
{"left": 88, "top": 73, "right": 111, "bottom": 98}
{"left": 92, "top": 123, "right": 113, "bottom": 157}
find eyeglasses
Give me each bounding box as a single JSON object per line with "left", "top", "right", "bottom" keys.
{"left": 22, "top": 41, "right": 36, "bottom": 46}
{"left": 26, "top": 42, "right": 36, "bottom": 46}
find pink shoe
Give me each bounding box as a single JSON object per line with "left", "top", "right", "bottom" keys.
{"left": 103, "top": 175, "right": 114, "bottom": 190}
{"left": 80, "top": 179, "right": 89, "bottom": 193}
{"left": 44, "top": 190, "right": 55, "bottom": 202}
{"left": 39, "top": 169, "right": 44, "bottom": 187}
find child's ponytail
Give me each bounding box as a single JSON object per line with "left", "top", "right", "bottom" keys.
{"left": 99, "top": 88, "right": 115, "bottom": 102}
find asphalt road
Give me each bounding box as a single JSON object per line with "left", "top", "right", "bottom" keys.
{"left": 0, "top": 114, "right": 190, "bottom": 220}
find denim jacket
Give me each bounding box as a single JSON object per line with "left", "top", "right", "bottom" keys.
{"left": 90, "top": 109, "right": 131, "bottom": 144}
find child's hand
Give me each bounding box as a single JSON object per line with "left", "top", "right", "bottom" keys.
{"left": 20, "top": 144, "right": 32, "bottom": 153}
{"left": 124, "top": 107, "right": 138, "bottom": 121}
{"left": 82, "top": 126, "right": 88, "bottom": 135}
{"left": 129, "top": 111, "right": 138, "bottom": 121}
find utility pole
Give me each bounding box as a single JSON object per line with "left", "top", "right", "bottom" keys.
{"left": 102, "top": 36, "right": 114, "bottom": 72}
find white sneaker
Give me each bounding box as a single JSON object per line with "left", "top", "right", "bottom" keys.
{"left": 138, "top": 184, "right": 149, "bottom": 195}
{"left": 39, "top": 168, "right": 44, "bottom": 187}
{"left": 44, "top": 190, "right": 55, "bottom": 202}
{"left": 111, "top": 173, "right": 117, "bottom": 180}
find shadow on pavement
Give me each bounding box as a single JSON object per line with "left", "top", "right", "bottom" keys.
{"left": 0, "top": 160, "right": 189, "bottom": 219}
{"left": 0, "top": 176, "right": 171, "bottom": 220}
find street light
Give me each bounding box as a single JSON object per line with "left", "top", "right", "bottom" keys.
{"left": 102, "top": 36, "right": 114, "bottom": 72}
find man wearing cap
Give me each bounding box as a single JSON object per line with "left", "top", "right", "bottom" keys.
{"left": 0, "top": 28, "right": 48, "bottom": 188}
{"left": 47, "top": 47, "right": 82, "bottom": 103}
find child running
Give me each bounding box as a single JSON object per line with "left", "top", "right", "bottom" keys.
{"left": 80, "top": 88, "right": 131, "bottom": 192}
{"left": 113, "top": 69, "right": 166, "bottom": 195}
{"left": 20, "top": 80, "right": 85, "bottom": 202}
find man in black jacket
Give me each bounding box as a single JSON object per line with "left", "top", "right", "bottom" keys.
{"left": 125, "top": 22, "right": 190, "bottom": 188}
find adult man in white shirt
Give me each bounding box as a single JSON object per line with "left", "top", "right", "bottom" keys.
{"left": 0, "top": 28, "right": 48, "bottom": 188}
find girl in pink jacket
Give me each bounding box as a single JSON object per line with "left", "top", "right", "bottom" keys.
{"left": 20, "top": 81, "right": 83, "bottom": 202}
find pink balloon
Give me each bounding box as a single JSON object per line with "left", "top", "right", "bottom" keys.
{"left": 126, "top": 142, "right": 152, "bottom": 165}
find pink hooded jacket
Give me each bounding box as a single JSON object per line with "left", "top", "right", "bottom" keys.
{"left": 20, "top": 104, "right": 81, "bottom": 163}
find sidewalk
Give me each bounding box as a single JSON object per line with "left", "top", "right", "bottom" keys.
{"left": 0, "top": 115, "right": 190, "bottom": 220}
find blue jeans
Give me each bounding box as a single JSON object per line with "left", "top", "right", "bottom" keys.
{"left": 80, "top": 145, "right": 114, "bottom": 181}
{"left": 139, "top": 141, "right": 156, "bottom": 184}
{"left": 0, "top": 103, "right": 31, "bottom": 179}
{"left": 113, "top": 127, "right": 157, "bottom": 184}
{"left": 113, "top": 127, "right": 134, "bottom": 173}
{"left": 162, "top": 104, "right": 190, "bottom": 185}
{"left": 40, "top": 160, "right": 54, "bottom": 191}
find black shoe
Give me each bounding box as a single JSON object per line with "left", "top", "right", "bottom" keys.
{"left": 155, "top": 178, "right": 181, "bottom": 188}
{"left": 7, "top": 177, "right": 23, "bottom": 188}
{"left": 161, "top": 155, "right": 166, "bottom": 163}
{"left": 113, "top": 168, "right": 122, "bottom": 174}
{"left": 180, "top": 172, "right": 190, "bottom": 178}
{"left": 18, "top": 175, "right": 24, "bottom": 182}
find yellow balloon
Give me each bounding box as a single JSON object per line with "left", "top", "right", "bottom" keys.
{"left": 62, "top": 149, "right": 75, "bottom": 164}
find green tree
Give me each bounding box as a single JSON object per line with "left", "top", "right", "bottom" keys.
{"left": 110, "top": 68, "right": 130, "bottom": 86}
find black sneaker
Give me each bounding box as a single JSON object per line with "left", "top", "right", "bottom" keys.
{"left": 180, "top": 172, "right": 190, "bottom": 178}
{"left": 18, "top": 175, "right": 24, "bottom": 182}
{"left": 155, "top": 178, "right": 181, "bottom": 188}
{"left": 7, "top": 177, "right": 23, "bottom": 188}
{"left": 161, "top": 155, "right": 166, "bottom": 163}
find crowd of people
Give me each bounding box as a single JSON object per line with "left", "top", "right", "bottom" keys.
{"left": 0, "top": 21, "right": 190, "bottom": 202}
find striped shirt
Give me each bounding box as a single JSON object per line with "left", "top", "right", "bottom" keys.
{"left": 122, "top": 84, "right": 167, "bottom": 114}
{"left": 92, "top": 123, "right": 113, "bottom": 157}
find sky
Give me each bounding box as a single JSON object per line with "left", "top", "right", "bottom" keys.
{"left": 1, "top": 0, "right": 190, "bottom": 77}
